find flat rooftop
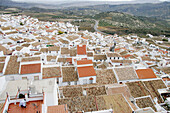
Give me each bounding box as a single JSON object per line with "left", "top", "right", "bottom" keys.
{"left": 7, "top": 100, "right": 43, "bottom": 113}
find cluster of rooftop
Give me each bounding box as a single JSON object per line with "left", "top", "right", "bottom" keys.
{"left": 0, "top": 14, "right": 170, "bottom": 113}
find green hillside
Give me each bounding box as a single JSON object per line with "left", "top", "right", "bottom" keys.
{"left": 75, "top": 2, "right": 170, "bottom": 20}
{"left": 93, "top": 12, "right": 170, "bottom": 36}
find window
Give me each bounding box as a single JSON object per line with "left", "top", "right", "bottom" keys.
{"left": 22, "top": 77, "right": 27, "bottom": 80}
{"left": 68, "top": 82, "right": 71, "bottom": 85}
{"left": 57, "top": 78, "right": 59, "bottom": 84}
{"left": 10, "top": 76, "right": 15, "bottom": 81}
{"left": 83, "top": 79, "right": 87, "bottom": 85}
{"left": 89, "top": 77, "right": 93, "bottom": 84}
{"left": 74, "top": 81, "right": 77, "bottom": 85}
{"left": 90, "top": 80, "right": 93, "bottom": 84}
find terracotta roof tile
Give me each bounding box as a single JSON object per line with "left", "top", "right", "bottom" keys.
{"left": 136, "top": 68, "right": 157, "bottom": 79}
{"left": 158, "top": 49, "right": 168, "bottom": 54}
{"left": 77, "top": 45, "right": 86, "bottom": 55}
{"left": 48, "top": 46, "right": 60, "bottom": 51}
{"left": 0, "top": 45, "right": 12, "bottom": 55}
{"left": 58, "top": 38, "right": 69, "bottom": 44}
{"left": 0, "top": 102, "right": 4, "bottom": 113}
{"left": 114, "top": 67, "right": 138, "bottom": 81}
{"left": 122, "top": 54, "right": 132, "bottom": 59}
{"left": 42, "top": 67, "right": 61, "bottom": 79}
{"left": 111, "top": 60, "right": 132, "bottom": 64}
{"left": 46, "top": 30, "right": 54, "bottom": 32}
{"left": 96, "top": 69, "right": 117, "bottom": 84}
{"left": 61, "top": 48, "right": 69, "bottom": 54}
{"left": 63, "top": 87, "right": 83, "bottom": 98}
{"left": 87, "top": 52, "right": 93, "bottom": 57}
{"left": 40, "top": 48, "right": 48, "bottom": 53}
{"left": 59, "top": 96, "right": 97, "bottom": 112}
{"left": 4, "top": 56, "right": 20, "bottom": 75}
{"left": 57, "top": 58, "right": 72, "bottom": 64}
{"left": 107, "top": 85, "right": 131, "bottom": 98}
{"left": 141, "top": 56, "right": 155, "bottom": 61}
{"left": 66, "top": 58, "right": 72, "bottom": 64}
{"left": 94, "top": 54, "right": 107, "bottom": 60}
{"left": 21, "top": 57, "right": 40, "bottom": 62}
{"left": 66, "top": 35, "right": 79, "bottom": 41}
{"left": 119, "top": 50, "right": 128, "bottom": 56}
{"left": 69, "top": 48, "right": 77, "bottom": 56}
{"left": 82, "top": 37, "right": 88, "bottom": 39}
{"left": 77, "top": 60, "right": 93, "bottom": 65}
{"left": 77, "top": 66, "right": 96, "bottom": 77}
{"left": 85, "top": 86, "right": 106, "bottom": 96}
{"left": 47, "top": 56, "right": 57, "bottom": 62}
{"left": 107, "top": 52, "right": 121, "bottom": 57}
{"left": 143, "top": 80, "right": 167, "bottom": 103}
{"left": 126, "top": 81, "right": 150, "bottom": 98}
{"left": 0, "top": 63, "right": 5, "bottom": 73}
{"left": 0, "top": 56, "right": 6, "bottom": 62}
{"left": 47, "top": 104, "right": 68, "bottom": 113}
{"left": 16, "top": 46, "right": 23, "bottom": 51}
{"left": 62, "top": 66, "right": 78, "bottom": 82}
{"left": 136, "top": 97, "right": 157, "bottom": 112}
{"left": 20, "top": 63, "right": 41, "bottom": 74}
{"left": 161, "top": 67, "right": 170, "bottom": 74}
{"left": 96, "top": 94, "right": 133, "bottom": 113}
{"left": 30, "top": 49, "right": 39, "bottom": 51}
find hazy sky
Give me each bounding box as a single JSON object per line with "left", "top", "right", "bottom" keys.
{"left": 12, "top": 0, "right": 170, "bottom": 3}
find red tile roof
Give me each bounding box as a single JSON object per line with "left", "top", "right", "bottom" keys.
{"left": 20, "top": 63, "right": 41, "bottom": 74}
{"left": 158, "top": 49, "right": 168, "bottom": 54}
{"left": 162, "top": 77, "right": 170, "bottom": 81}
{"left": 46, "top": 30, "right": 54, "bottom": 33}
{"left": 114, "top": 47, "right": 126, "bottom": 52}
{"left": 45, "top": 26, "right": 49, "bottom": 28}
{"left": 146, "top": 62, "right": 154, "bottom": 65}
{"left": 30, "top": 49, "right": 39, "bottom": 51}
{"left": 122, "top": 54, "right": 132, "bottom": 59}
{"left": 82, "top": 37, "right": 88, "bottom": 39}
{"left": 136, "top": 68, "right": 157, "bottom": 79}
{"left": 77, "top": 45, "right": 86, "bottom": 55}
{"left": 47, "top": 104, "right": 68, "bottom": 113}
{"left": 77, "top": 59, "right": 93, "bottom": 65}
{"left": 66, "top": 58, "right": 72, "bottom": 64}
{"left": 77, "top": 66, "right": 96, "bottom": 77}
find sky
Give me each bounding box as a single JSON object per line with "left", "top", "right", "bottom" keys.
{"left": 12, "top": 0, "right": 170, "bottom": 3}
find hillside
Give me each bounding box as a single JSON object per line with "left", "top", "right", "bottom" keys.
{"left": 93, "top": 12, "right": 170, "bottom": 36}
{"left": 69, "top": 2, "right": 170, "bottom": 20}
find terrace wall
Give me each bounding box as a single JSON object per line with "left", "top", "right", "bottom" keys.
{"left": 0, "top": 76, "right": 6, "bottom": 93}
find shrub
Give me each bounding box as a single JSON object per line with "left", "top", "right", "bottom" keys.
{"left": 58, "top": 31, "right": 64, "bottom": 35}
{"left": 162, "top": 39, "right": 168, "bottom": 42}
{"left": 20, "top": 22, "right": 24, "bottom": 26}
